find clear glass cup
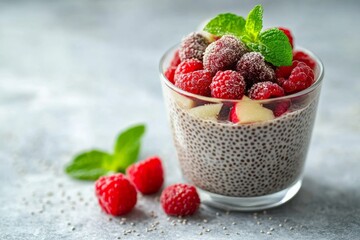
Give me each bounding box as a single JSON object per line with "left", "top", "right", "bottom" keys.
{"left": 159, "top": 45, "right": 324, "bottom": 211}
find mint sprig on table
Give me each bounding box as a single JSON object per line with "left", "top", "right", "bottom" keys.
{"left": 203, "top": 5, "right": 292, "bottom": 66}
{"left": 65, "top": 124, "right": 146, "bottom": 180}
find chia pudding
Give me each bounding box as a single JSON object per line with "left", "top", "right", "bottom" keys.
{"left": 164, "top": 91, "right": 319, "bottom": 197}
{"left": 160, "top": 6, "right": 323, "bottom": 206}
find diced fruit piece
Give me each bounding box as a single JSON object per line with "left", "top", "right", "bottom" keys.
{"left": 188, "top": 103, "right": 223, "bottom": 121}
{"left": 210, "top": 70, "right": 246, "bottom": 99}
{"left": 236, "top": 52, "right": 276, "bottom": 86}
{"left": 249, "top": 81, "right": 285, "bottom": 100}
{"left": 171, "top": 91, "right": 196, "bottom": 109}
{"left": 203, "top": 35, "right": 248, "bottom": 75}
{"left": 230, "top": 97, "right": 275, "bottom": 124}
{"left": 278, "top": 27, "right": 294, "bottom": 48}
{"left": 95, "top": 173, "right": 137, "bottom": 216}
{"left": 277, "top": 61, "right": 314, "bottom": 94}
{"left": 126, "top": 156, "right": 164, "bottom": 195}
{"left": 175, "top": 70, "right": 212, "bottom": 96}
{"left": 165, "top": 66, "right": 177, "bottom": 84}
{"left": 179, "top": 32, "right": 209, "bottom": 61}
{"left": 293, "top": 50, "right": 316, "bottom": 70}
{"left": 160, "top": 184, "right": 200, "bottom": 216}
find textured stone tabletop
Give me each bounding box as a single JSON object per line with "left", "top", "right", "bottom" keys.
{"left": 0, "top": 0, "right": 359, "bottom": 239}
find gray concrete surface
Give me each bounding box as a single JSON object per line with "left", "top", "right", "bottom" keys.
{"left": 0, "top": 0, "right": 359, "bottom": 239}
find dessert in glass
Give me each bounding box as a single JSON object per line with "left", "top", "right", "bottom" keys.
{"left": 160, "top": 5, "right": 323, "bottom": 210}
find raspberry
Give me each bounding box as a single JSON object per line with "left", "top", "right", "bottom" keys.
{"left": 164, "top": 66, "right": 177, "bottom": 84}
{"left": 126, "top": 156, "right": 164, "bottom": 195}
{"left": 160, "top": 184, "right": 200, "bottom": 216}
{"left": 204, "top": 35, "right": 248, "bottom": 75}
{"left": 210, "top": 70, "right": 246, "bottom": 99}
{"left": 248, "top": 81, "right": 285, "bottom": 100}
{"left": 165, "top": 50, "right": 182, "bottom": 84}
{"left": 236, "top": 52, "right": 276, "bottom": 86}
{"left": 170, "top": 50, "right": 181, "bottom": 67}
{"left": 229, "top": 104, "right": 239, "bottom": 123}
{"left": 95, "top": 173, "right": 137, "bottom": 216}
{"left": 179, "top": 32, "right": 209, "bottom": 61}
{"left": 273, "top": 101, "right": 290, "bottom": 117}
{"left": 275, "top": 60, "right": 300, "bottom": 79}
{"left": 174, "top": 58, "right": 203, "bottom": 79}
{"left": 278, "top": 27, "right": 294, "bottom": 48}
{"left": 293, "top": 50, "right": 316, "bottom": 70}
{"left": 175, "top": 70, "right": 212, "bottom": 96}
{"left": 277, "top": 61, "right": 315, "bottom": 94}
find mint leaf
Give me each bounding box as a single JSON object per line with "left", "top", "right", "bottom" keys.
{"left": 65, "top": 150, "right": 113, "bottom": 180}
{"left": 203, "top": 13, "right": 245, "bottom": 38}
{"left": 245, "top": 5, "right": 263, "bottom": 41}
{"left": 113, "top": 124, "right": 146, "bottom": 172}
{"left": 64, "top": 124, "right": 146, "bottom": 181}
{"left": 247, "top": 28, "right": 292, "bottom": 66}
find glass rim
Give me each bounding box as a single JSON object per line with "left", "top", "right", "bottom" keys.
{"left": 159, "top": 43, "right": 324, "bottom": 103}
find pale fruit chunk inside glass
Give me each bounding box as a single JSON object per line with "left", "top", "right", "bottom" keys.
{"left": 189, "top": 104, "right": 223, "bottom": 121}
{"left": 232, "top": 97, "right": 274, "bottom": 124}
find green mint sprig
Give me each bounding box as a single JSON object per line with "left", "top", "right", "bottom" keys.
{"left": 203, "top": 5, "right": 292, "bottom": 66}
{"left": 65, "top": 124, "right": 146, "bottom": 180}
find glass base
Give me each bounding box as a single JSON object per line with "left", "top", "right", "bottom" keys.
{"left": 198, "top": 179, "right": 302, "bottom": 211}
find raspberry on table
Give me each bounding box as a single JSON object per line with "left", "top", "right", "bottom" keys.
{"left": 95, "top": 173, "right": 137, "bottom": 216}
{"left": 165, "top": 66, "right": 177, "bottom": 84}
{"left": 210, "top": 70, "right": 246, "bottom": 99}
{"left": 179, "top": 32, "right": 209, "bottom": 61}
{"left": 160, "top": 183, "right": 200, "bottom": 216}
{"left": 126, "top": 156, "right": 164, "bottom": 195}
{"left": 278, "top": 27, "right": 294, "bottom": 48}
{"left": 175, "top": 70, "right": 212, "bottom": 96}
{"left": 236, "top": 52, "right": 276, "bottom": 86}
{"left": 293, "top": 50, "right": 316, "bottom": 70}
{"left": 248, "top": 81, "right": 285, "bottom": 100}
{"left": 277, "top": 61, "right": 315, "bottom": 94}
{"left": 203, "top": 35, "right": 248, "bottom": 75}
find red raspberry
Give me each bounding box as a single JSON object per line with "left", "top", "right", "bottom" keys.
{"left": 273, "top": 101, "right": 290, "bottom": 117}
{"left": 204, "top": 35, "right": 248, "bottom": 75}
{"left": 248, "top": 81, "right": 285, "bottom": 100}
{"left": 278, "top": 27, "right": 294, "bottom": 48}
{"left": 210, "top": 70, "right": 246, "bottom": 99}
{"left": 170, "top": 50, "right": 181, "bottom": 67}
{"left": 276, "top": 60, "right": 300, "bottom": 79}
{"left": 126, "top": 156, "right": 164, "bottom": 195}
{"left": 174, "top": 58, "right": 203, "bottom": 80}
{"left": 164, "top": 66, "right": 177, "bottom": 84}
{"left": 236, "top": 52, "right": 276, "bottom": 86}
{"left": 293, "top": 50, "right": 316, "bottom": 70}
{"left": 175, "top": 70, "right": 212, "bottom": 96}
{"left": 95, "top": 173, "right": 137, "bottom": 216}
{"left": 230, "top": 104, "right": 239, "bottom": 123}
{"left": 179, "top": 32, "right": 209, "bottom": 61}
{"left": 277, "top": 61, "right": 315, "bottom": 94}
{"left": 160, "top": 184, "right": 200, "bottom": 216}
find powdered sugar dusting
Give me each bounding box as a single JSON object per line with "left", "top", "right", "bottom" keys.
{"left": 204, "top": 35, "right": 248, "bottom": 75}
{"left": 236, "top": 52, "right": 276, "bottom": 86}
{"left": 179, "top": 32, "right": 210, "bottom": 61}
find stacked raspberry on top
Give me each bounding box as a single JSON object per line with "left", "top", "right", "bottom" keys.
{"left": 165, "top": 29, "right": 316, "bottom": 101}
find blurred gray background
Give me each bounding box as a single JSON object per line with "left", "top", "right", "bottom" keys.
{"left": 0, "top": 0, "right": 359, "bottom": 239}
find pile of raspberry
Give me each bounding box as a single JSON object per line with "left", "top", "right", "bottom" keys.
{"left": 165, "top": 28, "right": 316, "bottom": 102}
